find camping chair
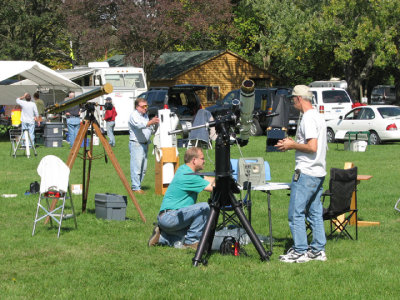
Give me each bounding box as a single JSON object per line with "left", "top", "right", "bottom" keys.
{"left": 32, "top": 155, "right": 77, "bottom": 238}
{"left": 187, "top": 109, "right": 215, "bottom": 149}
{"left": 322, "top": 167, "right": 358, "bottom": 240}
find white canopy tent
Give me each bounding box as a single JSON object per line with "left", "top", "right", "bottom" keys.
{"left": 0, "top": 61, "right": 81, "bottom": 105}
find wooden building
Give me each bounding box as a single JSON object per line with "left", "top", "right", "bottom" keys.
{"left": 149, "top": 50, "right": 277, "bottom": 106}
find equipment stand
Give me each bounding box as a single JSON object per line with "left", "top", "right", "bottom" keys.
{"left": 192, "top": 121, "right": 270, "bottom": 266}
{"left": 46, "top": 112, "right": 146, "bottom": 224}
{"left": 11, "top": 128, "right": 37, "bottom": 158}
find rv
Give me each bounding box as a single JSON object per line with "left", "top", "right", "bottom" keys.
{"left": 57, "top": 62, "right": 147, "bottom": 131}
{"left": 309, "top": 79, "right": 348, "bottom": 90}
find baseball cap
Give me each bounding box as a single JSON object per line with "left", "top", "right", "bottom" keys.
{"left": 290, "top": 85, "right": 313, "bottom": 98}
{"left": 105, "top": 97, "right": 112, "bottom": 101}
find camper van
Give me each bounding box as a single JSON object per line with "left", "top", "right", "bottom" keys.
{"left": 57, "top": 62, "right": 147, "bottom": 131}
{"left": 309, "top": 79, "right": 348, "bottom": 90}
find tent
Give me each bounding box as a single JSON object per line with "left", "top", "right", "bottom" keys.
{"left": 0, "top": 61, "right": 81, "bottom": 105}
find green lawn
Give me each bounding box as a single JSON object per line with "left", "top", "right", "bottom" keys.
{"left": 1, "top": 133, "right": 399, "bottom": 299}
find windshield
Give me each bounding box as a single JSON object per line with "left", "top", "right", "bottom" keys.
{"left": 104, "top": 73, "right": 145, "bottom": 88}
{"left": 321, "top": 90, "right": 352, "bottom": 103}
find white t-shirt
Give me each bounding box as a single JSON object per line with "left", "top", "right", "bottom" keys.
{"left": 295, "top": 109, "right": 327, "bottom": 177}
{"left": 16, "top": 98, "right": 38, "bottom": 124}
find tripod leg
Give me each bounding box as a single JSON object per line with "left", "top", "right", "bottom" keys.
{"left": 92, "top": 123, "right": 146, "bottom": 223}
{"left": 66, "top": 121, "right": 90, "bottom": 169}
{"left": 193, "top": 201, "right": 220, "bottom": 266}
{"left": 229, "top": 192, "right": 270, "bottom": 261}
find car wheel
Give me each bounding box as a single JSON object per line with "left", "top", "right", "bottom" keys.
{"left": 250, "top": 118, "right": 263, "bottom": 136}
{"left": 327, "top": 128, "right": 336, "bottom": 143}
{"left": 369, "top": 131, "right": 381, "bottom": 145}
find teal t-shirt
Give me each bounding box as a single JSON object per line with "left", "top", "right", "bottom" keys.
{"left": 160, "top": 164, "right": 209, "bottom": 211}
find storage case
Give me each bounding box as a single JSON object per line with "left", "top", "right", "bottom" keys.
{"left": 345, "top": 140, "right": 367, "bottom": 152}
{"left": 43, "top": 122, "right": 63, "bottom": 137}
{"left": 44, "top": 137, "right": 63, "bottom": 148}
{"left": 95, "top": 193, "right": 127, "bottom": 221}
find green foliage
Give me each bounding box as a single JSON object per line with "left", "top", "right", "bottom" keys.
{"left": 1, "top": 134, "right": 400, "bottom": 298}
{"left": 0, "top": 124, "right": 11, "bottom": 136}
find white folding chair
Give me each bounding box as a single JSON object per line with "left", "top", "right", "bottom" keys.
{"left": 187, "top": 109, "right": 215, "bottom": 149}
{"left": 395, "top": 198, "right": 400, "bottom": 213}
{"left": 32, "top": 155, "right": 77, "bottom": 237}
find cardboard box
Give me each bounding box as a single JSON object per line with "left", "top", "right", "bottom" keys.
{"left": 71, "top": 184, "right": 82, "bottom": 195}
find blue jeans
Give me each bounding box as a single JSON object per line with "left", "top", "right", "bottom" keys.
{"left": 67, "top": 117, "right": 81, "bottom": 148}
{"left": 288, "top": 172, "right": 326, "bottom": 253}
{"left": 129, "top": 140, "right": 148, "bottom": 191}
{"left": 106, "top": 121, "right": 115, "bottom": 146}
{"left": 21, "top": 122, "right": 35, "bottom": 147}
{"left": 157, "top": 202, "right": 210, "bottom": 246}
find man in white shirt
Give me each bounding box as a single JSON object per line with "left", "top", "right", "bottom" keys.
{"left": 275, "top": 85, "right": 327, "bottom": 263}
{"left": 16, "top": 93, "right": 39, "bottom": 147}
{"left": 128, "top": 98, "right": 159, "bottom": 194}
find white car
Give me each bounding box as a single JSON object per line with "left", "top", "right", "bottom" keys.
{"left": 325, "top": 105, "right": 400, "bottom": 145}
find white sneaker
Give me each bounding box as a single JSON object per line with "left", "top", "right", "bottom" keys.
{"left": 307, "top": 250, "right": 327, "bottom": 261}
{"left": 279, "top": 249, "right": 310, "bottom": 263}
{"left": 279, "top": 247, "right": 294, "bottom": 259}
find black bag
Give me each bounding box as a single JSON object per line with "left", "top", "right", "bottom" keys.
{"left": 219, "top": 236, "right": 237, "bottom": 255}
{"left": 29, "top": 181, "right": 40, "bottom": 194}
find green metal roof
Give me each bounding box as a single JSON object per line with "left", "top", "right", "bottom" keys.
{"left": 150, "top": 50, "right": 224, "bottom": 80}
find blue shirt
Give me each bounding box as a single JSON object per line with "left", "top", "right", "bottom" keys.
{"left": 128, "top": 109, "right": 152, "bottom": 143}
{"left": 160, "top": 164, "right": 209, "bottom": 211}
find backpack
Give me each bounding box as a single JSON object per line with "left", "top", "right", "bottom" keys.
{"left": 29, "top": 181, "right": 40, "bottom": 194}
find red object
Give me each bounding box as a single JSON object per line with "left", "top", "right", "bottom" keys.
{"left": 164, "top": 104, "right": 169, "bottom": 109}
{"left": 319, "top": 105, "right": 324, "bottom": 114}
{"left": 352, "top": 102, "right": 367, "bottom": 108}
{"left": 386, "top": 123, "right": 397, "bottom": 131}
{"left": 104, "top": 107, "right": 117, "bottom": 121}
{"left": 234, "top": 241, "right": 239, "bottom": 256}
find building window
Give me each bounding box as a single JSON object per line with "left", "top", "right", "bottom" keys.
{"left": 207, "top": 86, "right": 220, "bottom": 102}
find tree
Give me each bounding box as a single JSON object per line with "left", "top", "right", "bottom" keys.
{"left": 63, "top": 0, "right": 235, "bottom": 73}
{"left": 0, "top": 0, "right": 68, "bottom": 67}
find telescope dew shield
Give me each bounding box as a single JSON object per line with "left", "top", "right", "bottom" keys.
{"left": 46, "top": 83, "right": 114, "bottom": 114}
{"left": 239, "top": 79, "right": 255, "bottom": 142}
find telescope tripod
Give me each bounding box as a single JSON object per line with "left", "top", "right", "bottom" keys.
{"left": 192, "top": 123, "right": 270, "bottom": 266}
{"left": 46, "top": 116, "right": 146, "bottom": 224}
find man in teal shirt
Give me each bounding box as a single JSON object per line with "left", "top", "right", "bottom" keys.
{"left": 148, "top": 147, "right": 214, "bottom": 249}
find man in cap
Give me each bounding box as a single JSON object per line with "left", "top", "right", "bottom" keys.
{"left": 275, "top": 85, "right": 327, "bottom": 263}
{"left": 103, "top": 97, "right": 117, "bottom": 147}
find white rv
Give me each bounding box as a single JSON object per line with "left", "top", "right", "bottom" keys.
{"left": 57, "top": 62, "right": 147, "bottom": 131}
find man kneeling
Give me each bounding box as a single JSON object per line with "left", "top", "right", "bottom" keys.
{"left": 148, "top": 147, "right": 214, "bottom": 249}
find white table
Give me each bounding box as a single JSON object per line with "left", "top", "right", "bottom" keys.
{"left": 252, "top": 182, "right": 290, "bottom": 254}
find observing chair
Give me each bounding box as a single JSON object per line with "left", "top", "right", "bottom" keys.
{"left": 187, "top": 109, "right": 215, "bottom": 149}
{"left": 32, "top": 155, "right": 77, "bottom": 238}
{"left": 394, "top": 198, "right": 400, "bottom": 213}
{"left": 216, "top": 158, "right": 271, "bottom": 230}
{"left": 322, "top": 167, "right": 358, "bottom": 240}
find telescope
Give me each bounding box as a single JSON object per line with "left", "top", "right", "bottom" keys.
{"left": 45, "top": 83, "right": 113, "bottom": 114}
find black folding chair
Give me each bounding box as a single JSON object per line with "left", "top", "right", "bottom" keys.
{"left": 322, "top": 167, "right": 358, "bottom": 240}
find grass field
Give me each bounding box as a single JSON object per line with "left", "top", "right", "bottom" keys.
{"left": 1, "top": 133, "right": 400, "bottom": 299}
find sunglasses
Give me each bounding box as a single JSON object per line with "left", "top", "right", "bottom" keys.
{"left": 138, "top": 104, "right": 148, "bottom": 108}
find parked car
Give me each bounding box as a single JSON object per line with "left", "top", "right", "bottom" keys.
{"left": 370, "top": 85, "right": 396, "bottom": 105}
{"left": 137, "top": 84, "right": 206, "bottom": 123}
{"left": 309, "top": 87, "right": 354, "bottom": 122}
{"left": 325, "top": 105, "right": 400, "bottom": 145}
{"left": 206, "top": 87, "right": 295, "bottom": 135}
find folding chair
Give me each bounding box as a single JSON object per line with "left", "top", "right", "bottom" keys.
{"left": 187, "top": 109, "right": 214, "bottom": 149}
{"left": 32, "top": 155, "right": 77, "bottom": 237}
{"left": 322, "top": 167, "right": 358, "bottom": 240}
